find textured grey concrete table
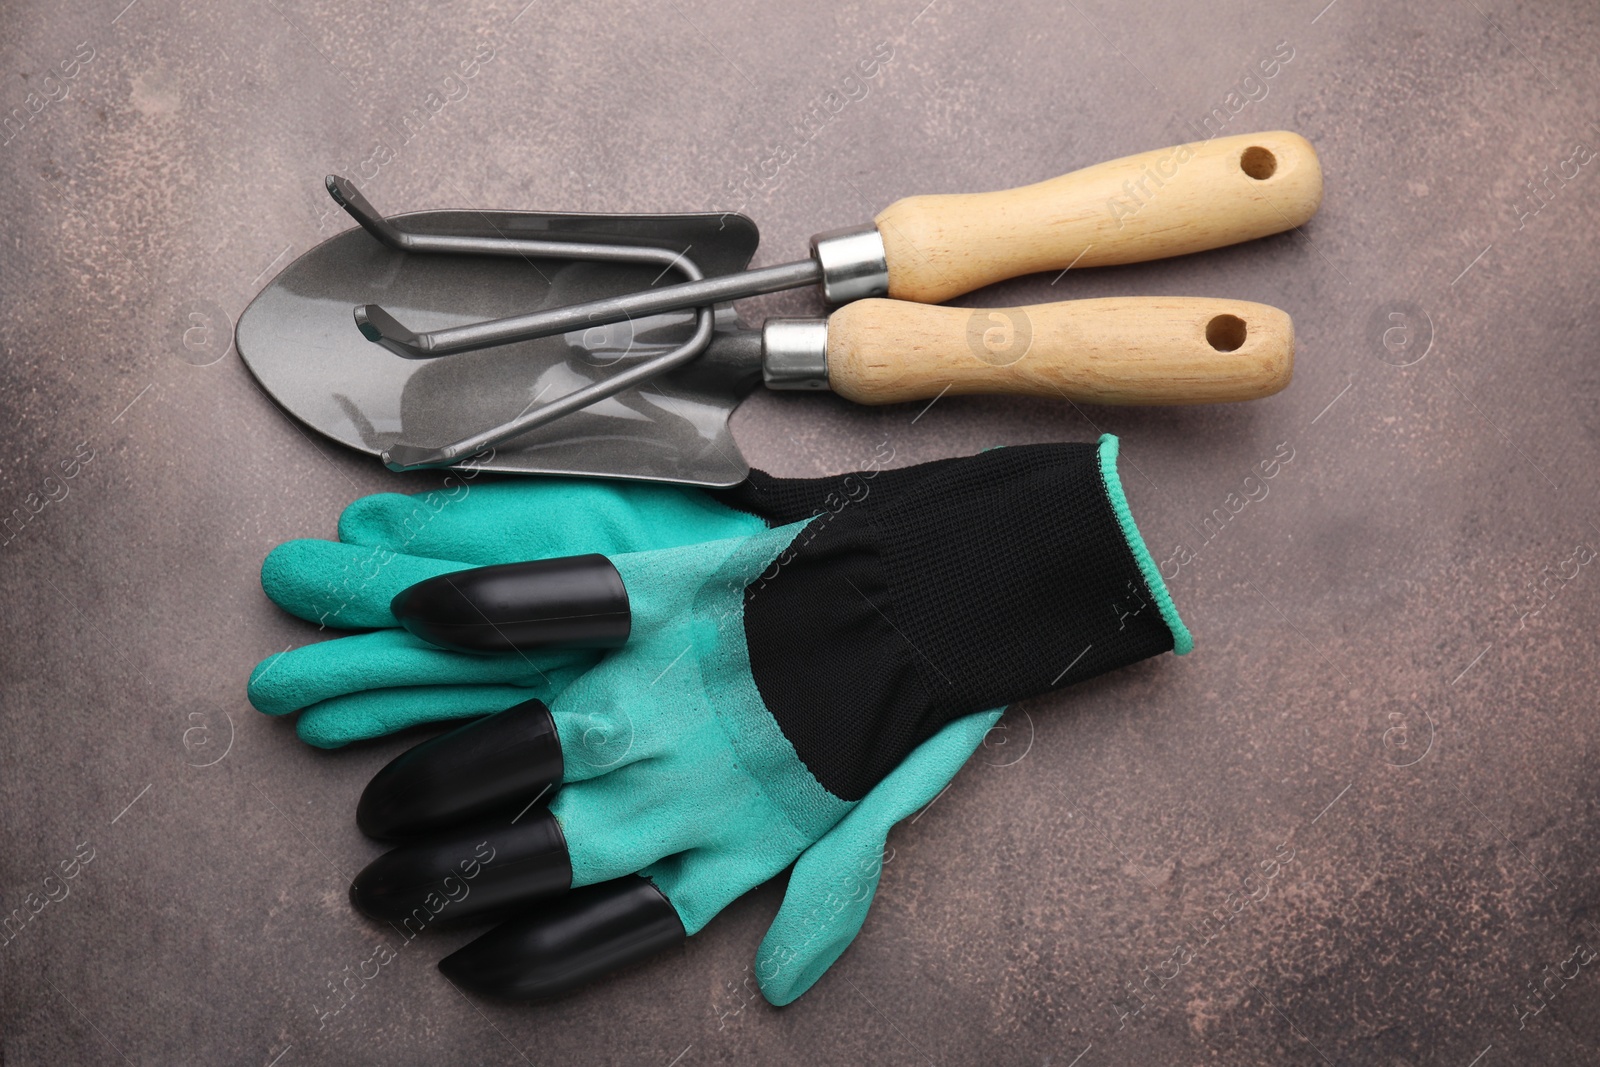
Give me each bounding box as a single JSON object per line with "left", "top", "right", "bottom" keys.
{"left": 3, "top": 1, "right": 1598, "bottom": 1063}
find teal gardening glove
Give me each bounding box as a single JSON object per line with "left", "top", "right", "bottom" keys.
{"left": 248, "top": 436, "right": 1191, "bottom": 1004}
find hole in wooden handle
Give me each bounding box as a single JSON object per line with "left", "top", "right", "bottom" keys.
{"left": 1206, "top": 314, "right": 1248, "bottom": 352}
{"left": 1240, "top": 146, "right": 1277, "bottom": 180}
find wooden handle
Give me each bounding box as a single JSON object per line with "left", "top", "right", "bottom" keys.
{"left": 875, "top": 131, "right": 1322, "bottom": 303}
{"left": 826, "top": 297, "right": 1293, "bottom": 406}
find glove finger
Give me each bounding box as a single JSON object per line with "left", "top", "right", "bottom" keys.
{"left": 549, "top": 769, "right": 689, "bottom": 887}
{"left": 755, "top": 708, "right": 1002, "bottom": 1006}
{"left": 294, "top": 683, "right": 566, "bottom": 749}
{"left": 549, "top": 762, "right": 746, "bottom": 888}
{"left": 553, "top": 759, "right": 812, "bottom": 904}
{"left": 248, "top": 628, "right": 597, "bottom": 716}
{"left": 351, "top": 763, "right": 793, "bottom": 932}
{"left": 261, "top": 539, "right": 473, "bottom": 629}
{"left": 337, "top": 480, "right": 763, "bottom": 563}
{"left": 640, "top": 844, "right": 794, "bottom": 936}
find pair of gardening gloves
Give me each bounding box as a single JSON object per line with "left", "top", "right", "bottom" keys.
{"left": 248, "top": 436, "right": 1190, "bottom": 1004}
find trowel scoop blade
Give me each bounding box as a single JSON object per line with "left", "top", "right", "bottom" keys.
{"left": 236, "top": 207, "right": 761, "bottom": 487}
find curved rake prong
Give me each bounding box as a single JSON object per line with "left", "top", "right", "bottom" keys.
{"left": 381, "top": 306, "right": 717, "bottom": 471}
{"left": 326, "top": 175, "right": 817, "bottom": 360}
{"left": 327, "top": 174, "right": 713, "bottom": 270}
{"left": 326, "top": 175, "right": 729, "bottom": 464}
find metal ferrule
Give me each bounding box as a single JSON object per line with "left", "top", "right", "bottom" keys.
{"left": 809, "top": 223, "right": 889, "bottom": 304}
{"left": 762, "top": 318, "right": 830, "bottom": 391}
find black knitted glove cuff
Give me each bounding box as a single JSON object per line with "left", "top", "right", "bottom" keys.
{"left": 708, "top": 437, "right": 1190, "bottom": 801}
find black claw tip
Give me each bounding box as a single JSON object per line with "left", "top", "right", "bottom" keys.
{"left": 349, "top": 813, "right": 572, "bottom": 927}
{"left": 391, "top": 556, "right": 630, "bottom": 655}
{"left": 440, "top": 877, "right": 684, "bottom": 999}
{"left": 356, "top": 698, "right": 563, "bottom": 841}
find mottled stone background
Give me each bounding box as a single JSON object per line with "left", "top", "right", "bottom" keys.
{"left": 2, "top": 0, "right": 1598, "bottom": 1063}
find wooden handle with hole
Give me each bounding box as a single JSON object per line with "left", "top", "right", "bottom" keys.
{"left": 825, "top": 297, "right": 1293, "bottom": 405}
{"left": 874, "top": 131, "right": 1322, "bottom": 303}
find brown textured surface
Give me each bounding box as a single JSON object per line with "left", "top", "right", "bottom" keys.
{"left": 3, "top": 1, "right": 1599, "bottom": 1063}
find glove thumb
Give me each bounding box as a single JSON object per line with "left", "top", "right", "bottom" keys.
{"left": 753, "top": 708, "right": 1003, "bottom": 1006}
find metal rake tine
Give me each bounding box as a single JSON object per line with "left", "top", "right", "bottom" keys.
{"left": 382, "top": 305, "right": 717, "bottom": 470}
{"left": 327, "top": 174, "right": 716, "bottom": 359}
{"left": 326, "top": 175, "right": 415, "bottom": 252}
{"left": 361, "top": 259, "right": 817, "bottom": 359}
{"left": 327, "top": 174, "right": 703, "bottom": 266}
